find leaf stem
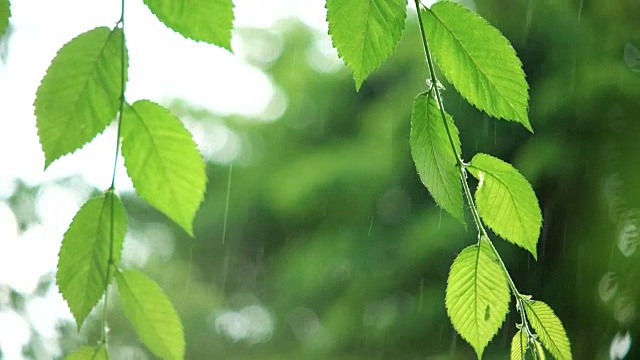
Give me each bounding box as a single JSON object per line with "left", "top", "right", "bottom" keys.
{"left": 101, "top": 0, "right": 126, "bottom": 345}
{"left": 413, "top": 0, "right": 523, "bottom": 300}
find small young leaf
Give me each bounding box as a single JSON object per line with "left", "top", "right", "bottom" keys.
{"left": 57, "top": 192, "right": 127, "bottom": 329}
{"left": 65, "top": 346, "right": 108, "bottom": 360}
{"left": 421, "top": 2, "right": 531, "bottom": 130}
{"left": 510, "top": 329, "right": 528, "bottom": 360}
{"left": 524, "top": 301, "right": 572, "bottom": 360}
{"left": 0, "top": 0, "right": 9, "bottom": 36}
{"left": 143, "top": 0, "right": 234, "bottom": 51}
{"left": 117, "top": 269, "right": 184, "bottom": 360}
{"left": 410, "top": 91, "right": 464, "bottom": 223}
{"left": 446, "top": 236, "right": 510, "bottom": 358}
{"left": 326, "top": 0, "right": 407, "bottom": 90}
{"left": 121, "top": 100, "right": 206, "bottom": 236}
{"left": 35, "top": 26, "right": 127, "bottom": 168}
{"left": 468, "top": 153, "right": 542, "bottom": 259}
{"left": 533, "top": 340, "right": 547, "bottom": 360}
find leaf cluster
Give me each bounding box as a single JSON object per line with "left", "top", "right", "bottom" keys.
{"left": 24, "top": 0, "right": 573, "bottom": 358}
{"left": 31, "top": 0, "right": 234, "bottom": 358}
{"left": 326, "top": 0, "right": 572, "bottom": 358}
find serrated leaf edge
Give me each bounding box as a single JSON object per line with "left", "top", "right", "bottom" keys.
{"left": 468, "top": 153, "right": 541, "bottom": 259}
{"left": 35, "top": 26, "right": 126, "bottom": 169}
{"left": 424, "top": 2, "right": 531, "bottom": 130}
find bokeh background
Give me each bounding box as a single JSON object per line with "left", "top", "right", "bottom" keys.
{"left": 0, "top": 0, "right": 639, "bottom": 358}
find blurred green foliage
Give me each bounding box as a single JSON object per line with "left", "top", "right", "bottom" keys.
{"left": 3, "top": 0, "right": 640, "bottom": 358}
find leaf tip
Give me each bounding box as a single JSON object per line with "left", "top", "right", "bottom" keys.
{"left": 524, "top": 120, "right": 534, "bottom": 133}
{"left": 473, "top": 344, "right": 486, "bottom": 360}
{"left": 354, "top": 77, "right": 364, "bottom": 92}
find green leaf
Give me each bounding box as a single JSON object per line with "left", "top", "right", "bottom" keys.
{"left": 65, "top": 346, "right": 108, "bottom": 360}
{"left": 57, "top": 191, "right": 127, "bottom": 329}
{"left": 35, "top": 26, "right": 127, "bottom": 168}
{"left": 510, "top": 329, "right": 528, "bottom": 360}
{"left": 143, "top": 0, "right": 234, "bottom": 50}
{"left": 421, "top": 2, "right": 531, "bottom": 130}
{"left": 326, "top": 0, "right": 407, "bottom": 90}
{"left": 121, "top": 100, "right": 206, "bottom": 236}
{"left": 533, "top": 340, "right": 547, "bottom": 360}
{"left": 410, "top": 91, "right": 464, "bottom": 223}
{"left": 117, "top": 269, "right": 184, "bottom": 360}
{"left": 446, "top": 236, "right": 510, "bottom": 358}
{"left": 468, "top": 153, "right": 541, "bottom": 259}
{"left": 534, "top": 340, "right": 546, "bottom": 360}
{"left": 524, "top": 301, "right": 572, "bottom": 360}
{"left": 0, "top": 0, "right": 9, "bottom": 36}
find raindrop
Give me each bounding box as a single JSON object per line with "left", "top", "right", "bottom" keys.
{"left": 609, "top": 331, "right": 632, "bottom": 360}
{"left": 598, "top": 272, "right": 618, "bottom": 303}
{"left": 212, "top": 305, "right": 273, "bottom": 344}
{"left": 525, "top": 0, "right": 533, "bottom": 33}
{"left": 286, "top": 307, "right": 334, "bottom": 350}
{"left": 623, "top": 43, "right": 640, "bottom": 72}
{"left": 286, "top": 307, "right": 321, "bottom": 342}
{"left": 221, "top": 164, "right": 233, "bottom": 245}
{"left": 613, "top": 296, "right": 636, "bottom": 325}
{"left": 577, "top": 0, "right": 584, "bottom": 21}
{"left": 617, "top": 210, "right": 640, "bottom": 257}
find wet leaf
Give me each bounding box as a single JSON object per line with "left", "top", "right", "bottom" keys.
{"left": 117, "top": 270, "right": 184, "bottom": 360}
{"left": 57, "top": 192, "right": 127, "bottom": 329}
{"left": 468, "top": 153, "right": 542, "bottom": 259}
{"left": 143, "top": 0, "right": 234, "bottom": 50}
{"left": 35, "top": 27, "right": 127, "bottom": 168}
{"left": 524, "top": 301, "right": 572, "bottom": 360}
{"left": 410, "top": 91, "right": 464, "bottom": 223}
{"left": 121, "top": 100, "right": 206, "bottom": 236}
{"left": 326, "top": 0, "right": 407, "bottom": 90}
{"left": 446, "top": 237, "right": 510, "bottom": 358}
{"left": 421, "top": 2, "right": 531, "bottom": 130}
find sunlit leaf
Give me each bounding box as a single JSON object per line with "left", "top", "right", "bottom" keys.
{"left": 421, "top": 2, "right": 531, "bottom": 130}
{"left": 410, "top": 91, "right": 464, "bottom": 223}
{"left": 510, "top": 329, "right": 528, "bottom": 360}
{"left": 65, "top": 346, "right": 108, "bottom": 360}
{"left": 524, "top": 301, "right": 572, "bottom": 360}
{"left": 468, "top": 153, "right": 541, "bottom": 259}
{"left": 57, "top": 191, "right": 127, "bottom": 329}
{"left": 0, "top": 0, "right": 9, "bottom": 36}
{"left": 326, "top": 0, "right": 407, "bottom": 90}
{"left": 35, "top": 26, "right": 127, "bottom": 168}
{"left": 446, "top": 236, "right": 511, "bottom": 358}
{"left": 117, "top": 270, "right": 184, "bottom": 360}
{"left": 121, "top": 100, "right": 206, "bottom": 236}
{"left": 143, "top": 0, "right": 234, "bottom": 50}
